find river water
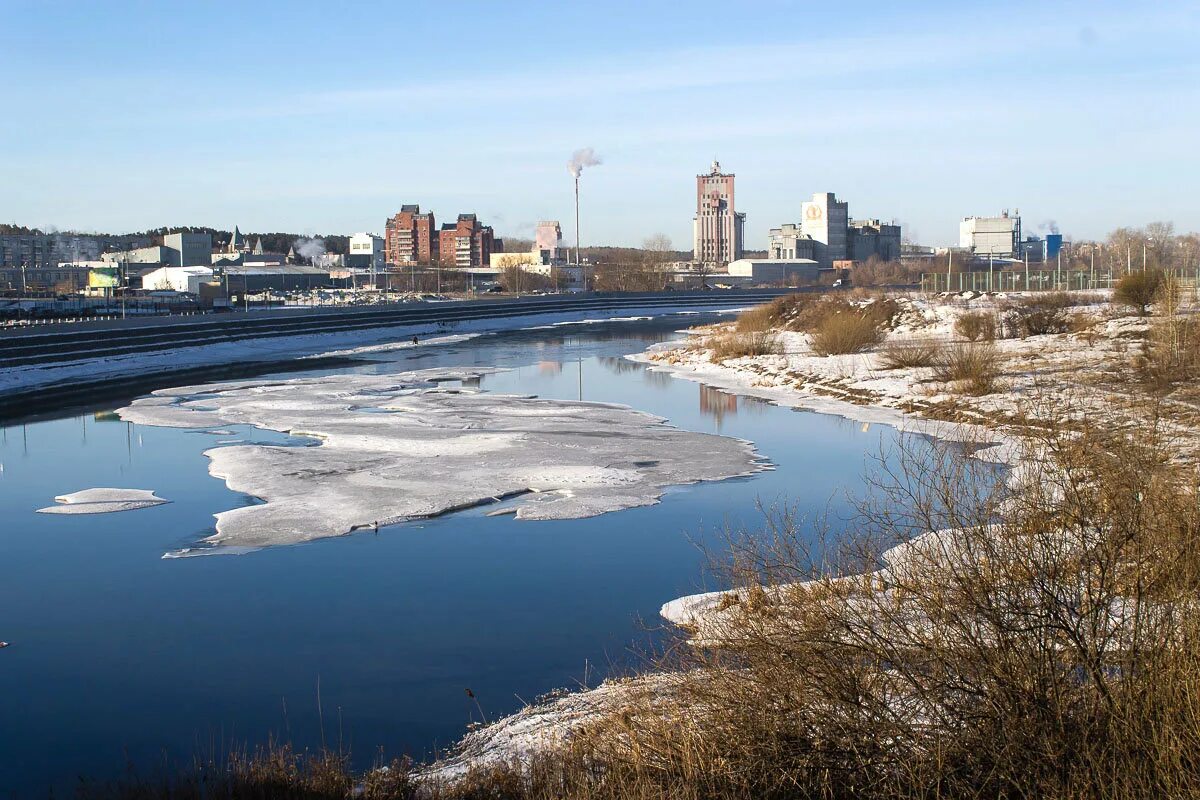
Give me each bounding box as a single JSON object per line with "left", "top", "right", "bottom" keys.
{"left": 0, "top": 312, "right": 929, "bottom": 795}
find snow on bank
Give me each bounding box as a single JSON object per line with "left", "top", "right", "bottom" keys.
{"left": 1, "top": 305, "right": 746, "bottom": 397}
{"left": 37, "top": 488, "right": 169, "bottom": 514}
{"left": 117, "top": 367, "right": 768, "bottom": 554}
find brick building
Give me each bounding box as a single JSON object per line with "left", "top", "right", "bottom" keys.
{"left": 437, "top": 214, "right": 495, "bottom": 268}
{"left": 692, "top": 160, "right": 745, "bottom": 267}
{"left": 385, "top": 205, "right": 438, "bottom": 265}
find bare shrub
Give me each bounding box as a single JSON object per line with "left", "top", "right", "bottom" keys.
{"left": 1115, "top": 269, "right": 1167, "bottom": 315}
{"left": 932, "top": 343, "right": 1001, "bottom": 394}
{"left": 954, "top": 310, "right": 996, "bottom": 342}
{"left": 542, "top": 420, "right": 1200, "bottom": 800}
{"left": 809, "top": 311, "right": 884, "bottom": 356}
{"left": 1002, "top": 292, "right": 1073, "bottom": 337}
{"left": 708, "top": 331, "right": 780, "bottom": 362}
{"left": 877, "top": 338, "right": 943, "bottom": 369}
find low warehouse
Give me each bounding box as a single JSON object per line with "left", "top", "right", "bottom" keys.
{"left": 727, "top": 258, "right": 821, "bottom": 284}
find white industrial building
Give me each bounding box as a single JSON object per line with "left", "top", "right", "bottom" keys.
{"left": 727, "top": 258, "right": 821, "bottom": 284}
{"left": 140, "top": 266, "right": 216, "bottom": 294}
{"left": 960, "top": 211, "right": 1021, "bottom": 257}
{"left": 348, "top": 233, "right": 385, "bottom": 271}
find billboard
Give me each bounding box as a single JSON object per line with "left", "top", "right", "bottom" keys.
{"left": 88, "top": 267, "right": 121, "bottom": 288}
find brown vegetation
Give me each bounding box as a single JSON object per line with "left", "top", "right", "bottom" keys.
{"left": 954, "top": 310, "right": 996, "bottom": 342}
{"left": 1001, "top": 292, "right": 1074, "bottom": 337}
{"left": 932, "top": 343, "right": 1002, "bottom": 395}
{"left": 809, "top": 311, "right": 885, "bottom": 356}
{"left": 876, "top": 338, "right": 943, "bottom": 370}
{"left": 1115, "top": 270, "right": 1167, "bottom": 316}
{"left": 708, "top": 331, "right": 781, "bottom": 362}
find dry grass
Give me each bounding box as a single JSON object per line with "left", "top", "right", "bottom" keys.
{"left": 954, "top": 310, "right": 996, "bottom": 342}
{"left": 932, "top": 343, "right": 1002, "bottom": 395}
{"left": 1002, "top": 292, "right": 1074, "bottom": 337}
{"left": 876, "top": 338, "right": 943, "bottom": 370}
{"left": 809, "top": 312, "right": 885, "bottom": 356}
{"left": 707, "top": 331, "right": 780, "bottom": 362}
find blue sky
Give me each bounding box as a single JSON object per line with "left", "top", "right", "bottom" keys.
{"left": 2, "top": 0, "right": 1197, "bottom": 247}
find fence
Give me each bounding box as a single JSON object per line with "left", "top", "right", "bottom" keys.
{"left": 921, "top": 267, "right": 1200, "bottom": 294}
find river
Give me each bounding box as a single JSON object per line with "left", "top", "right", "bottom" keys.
{"left": 0, "top": 312, "right": 931, "bottom": 795}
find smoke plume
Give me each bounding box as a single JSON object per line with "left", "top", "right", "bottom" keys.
{"left": 293, "top": 237, "right": 326, "bottom": 263}
{"left": 567, "top": 147, "right": 602, "bottom": 178}
{"left": 1039, "top": 220, "right": 1061, "bottom": 235}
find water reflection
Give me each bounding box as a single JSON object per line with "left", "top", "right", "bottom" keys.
{"left": 697, "top": 384, "right": 771, "bottom": 429}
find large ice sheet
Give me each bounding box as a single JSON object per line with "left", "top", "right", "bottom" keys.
{"left": 118, "top": 369, "right": 768, "bottom": 552}
{"left": 37, "top": 488, "right": 169, "bottom": 514}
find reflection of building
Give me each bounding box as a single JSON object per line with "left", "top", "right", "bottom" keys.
{"left": 699, "top": 383, "right": 738, "bottom": 427}
{"left": 693, "top": 160, "right": 745, "bottom": 267}
{"left": 538, "top": 360, "right": 563, "bottom": 375}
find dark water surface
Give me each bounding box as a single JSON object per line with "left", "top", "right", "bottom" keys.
{"left": 0, "top": 313, "right": 926, "bottom": 796}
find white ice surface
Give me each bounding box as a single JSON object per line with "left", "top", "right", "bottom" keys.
{"left": 37, "top": 487, "right": 169, "bottom": 514}
{"left": 117, "top": 367, "right": 768, "bottom": 554}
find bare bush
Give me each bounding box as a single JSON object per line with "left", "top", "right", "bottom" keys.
{"left": 541, "top": 421, "right": 1200, "bottom": 800}
{"left": 954, "top": 310, "right": 996, "bottom": 342}
{"left": 809, "top": 311, "right": 884, "bottom": 356}
{"left": 932, "top": 343, "right": 1001, "bottom": 394}
{"left": 1115, "top": 269, "right": 1167, "bottom": 316}
{"left": 877, "top": 338, "right": 943, "bottom": 369}
{"left": 1002, "top": 292, "right": 1073, "bottom": 337}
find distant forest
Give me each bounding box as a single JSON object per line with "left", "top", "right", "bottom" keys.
{"left": 0, "top": 224, "right": 350, "bottom": 255}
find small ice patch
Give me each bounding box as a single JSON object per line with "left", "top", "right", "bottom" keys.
{"left": 37, "top": 488, "right": 169, "bottom": 515}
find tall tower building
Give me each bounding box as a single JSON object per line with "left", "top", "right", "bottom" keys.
{"left": 800, "top": 192, "right": 849, "bottom": 267}
{"left": 692, "top": 160, "right": 745, "bottom": 267}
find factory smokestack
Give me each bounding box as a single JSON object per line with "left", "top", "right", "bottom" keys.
{"left": 567, "top": 148, "right": 602, "bottom": 286}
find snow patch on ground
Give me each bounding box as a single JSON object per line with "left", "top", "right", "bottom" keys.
{"left": 37, "top": 488, "right": 169, "bottom": 514}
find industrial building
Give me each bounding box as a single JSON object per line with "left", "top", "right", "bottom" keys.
{"left": 0, "top": 263, "right": 96, "bottom": 292}
{"left": 768, "top": 224, "right": 818, "bottom": 261}
{"left": 800, "top": 192, "right": 849, "bottom": 267}
{"left": 849, "top": 218, "right": 902, "bottom": 262}
{"left": 727, "top": 258, "right": 821, "bottom": 284}
{"left": 769, "top": 193, "right": 901, "bottom": 269}
{"left": 141, "top": 266, "right": 217, "bottom": 294}
{"left": 693, "top": 160, "right": 745, "bottom": 267}
{"left": 0, "top": 233, "right": 150, "bottom": 269}
{"left": 535, "top": 221, "right": 563, "bottom": 262}
{"left": 103, "top": 232, "right": 214, "bottom": 268}
{"left": 960, "top": 211, "right": 1021, "bottom": 257}
{"left": 220, "top": 264, "right": 330, "bottom": 293}
{"left": 347, "top": 233, "right": 385, "bottom": 270}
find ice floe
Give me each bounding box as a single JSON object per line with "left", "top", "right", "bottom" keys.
{"left": 37, "top": 488, "right": 170, "bottom": 515}
{"left": 118, "top": 368, "right": 768, "bottom": 552}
